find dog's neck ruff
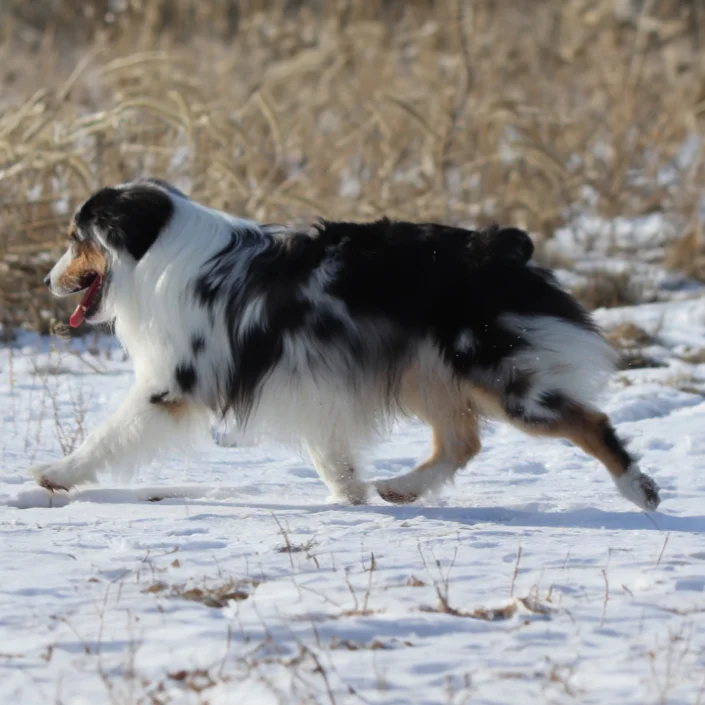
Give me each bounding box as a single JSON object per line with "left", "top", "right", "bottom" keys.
{"left": 107, "top": 198, "right": 261, "bottom": 377}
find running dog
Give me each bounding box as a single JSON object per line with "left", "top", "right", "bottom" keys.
{"left": 33, "top": 178, "right": 660, "bottom": 511}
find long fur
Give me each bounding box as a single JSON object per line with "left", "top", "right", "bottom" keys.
{"left": 32, "top": 178, "right": 661, "bottom": 511}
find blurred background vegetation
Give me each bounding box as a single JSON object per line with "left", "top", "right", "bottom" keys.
{"left": 1, "top": 0, "right": 705, "bottom": 334}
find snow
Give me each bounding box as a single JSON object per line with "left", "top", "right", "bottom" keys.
{"left": 2, "top": 323, "right": 705, "bottom": 705}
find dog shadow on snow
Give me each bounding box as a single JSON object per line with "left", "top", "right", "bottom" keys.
{"left": 226, "top": 501, "right": 705, "bottom": 534}
{"left": 7, "top": 484, "right": 705, "bottom": 534}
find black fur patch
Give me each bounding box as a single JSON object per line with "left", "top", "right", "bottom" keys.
{"left": 507, "top": 389, "right": 587, "bottom": 426}
{"left": 538, "top": 391, "right": 567, "bottom": 412}
{"left": 505, "top": 373, "right": 533, "bottom": 400}
{"left": 74, "top": 181, "right": 174, "bottom": 260}
{"left": 191, "top": 217, "right": 596, "bottom": 422}
{"left": 502, "top": 372, "right": 533, "bottom": 419}
{"left": 175, "top": 363, "right": 197, "bottom": 394}
{"left": 603, "top": 424, "right": 633, "bottom": 470}
{"left": 149, "top": 391, "right": 169, "bottom": 404}
{"left": 191, "top": 335, "right": 206, "bottom": 356}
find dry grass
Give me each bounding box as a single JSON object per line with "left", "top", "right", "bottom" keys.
{"left": 145, "top": 577, "right": 258, "bottom": 607}
{"left": 574, "top": 269, "right": 646, "bottom": 311}
{"left": 607, "top": 321, "right": 655, "bottom": 348}
{"left": 605, "top": 320, "right": 669, "bottom": 370}
{"left": 677, "top": 346, "right": 705, "bottom": 364}
{"left": 665, "top": 219, "right": 705, "bottom": 282}
{"left": 2, "top": 0, "right": 705, "bottom": 333}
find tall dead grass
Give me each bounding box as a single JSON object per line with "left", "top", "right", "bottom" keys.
{"left": 1, "top": 0, "right": 705, "bottom": 332}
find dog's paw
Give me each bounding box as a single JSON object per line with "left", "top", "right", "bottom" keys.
{"left": 30, "top": 461, "right": 96, "bottom": 492}
{"left": 31, "top": 465, "right": 70, "bottom": 492}
{"left": 375, "top": 480, "right": 419, "bottom": 505}
{"left": 329, "top": 481, "right": 369, "bottom": 506}
{"left": 633, "top": 472, "right": 661, "bottom": 511}
{"left": 377, "top": 487, "right": 419, "bottom": 504}
{"left": 614, "top": 465, "right": 660, "bottom": 512}
{"left": 375, "top": 464, "right": 455, "bottom": 505}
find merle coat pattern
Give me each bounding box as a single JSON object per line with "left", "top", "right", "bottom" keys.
{"left": 34, "top": 179, "right": 660, "bottom": 510}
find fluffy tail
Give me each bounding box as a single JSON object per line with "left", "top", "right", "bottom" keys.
{"left": 498, "top": 313, "right": 619, "bottom": 422}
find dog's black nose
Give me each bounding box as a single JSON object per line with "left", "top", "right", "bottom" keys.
{"left": 43, "top": 274, "right": 51, "bottom": 287}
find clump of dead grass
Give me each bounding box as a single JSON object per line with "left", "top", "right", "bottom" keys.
{"left": 607, "top": 321, "right": 655, "bottom": 348}
{"left": 2, "top": 0, "right": 705, "bottom": 334}
{"left": 574, "top": 270, "right": 645, "bottom": 311}
{"left": 605, "top": 320, "right": 668, "bottom": 370}
{"left": 677, "top": 347, "right": 705, "bottom": 364}
{"left": 665, "top": 220, "right": 705, "bottom": 282}
{"left": 145, "top": 578, "right": 257, "bottom": 608}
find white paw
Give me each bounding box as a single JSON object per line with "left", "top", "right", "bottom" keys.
{"left": 614, "top": 464, "right": 661, "bottom": 512}
{"left": 328, "top": 480, "right": 369, "bottom": 506}
{"left": 30, "top": 461, "right": 96, "bottom": 492}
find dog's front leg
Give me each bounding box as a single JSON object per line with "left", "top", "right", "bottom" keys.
{"left": 30, "top": 386, "right": 208, "bottom": 491}
{"left": 306, "top": 440, "right": 369, "bottom": 505}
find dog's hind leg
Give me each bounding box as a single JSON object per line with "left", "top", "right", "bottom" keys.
{"left": 375, "top": 412, "right": 481, "bottom": 504}
{"left": 306, "top": 440, "right": 369, "bottom": 505}
{"left": 490, "top": 385, "right": 661, "bottom": 512}
{"left": 374, "top": 366, "right": 479, "bottom": 504}
{"left": 568, "top": 413, "right": 660, "bottom": 511}
{"left": 375, "top": 364, "right": 482, "bottom": 504}
{"left": 30, "top": 386, "right": 209, "bottom": 491}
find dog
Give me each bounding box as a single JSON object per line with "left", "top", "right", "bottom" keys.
{"left": 32, "top": 178, "right": 660, "bottom": 511}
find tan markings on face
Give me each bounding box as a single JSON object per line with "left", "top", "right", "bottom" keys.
{"left": 55, "top": 240, "right": 107, "bottom": 292}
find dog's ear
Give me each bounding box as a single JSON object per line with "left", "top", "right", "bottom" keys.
{"left": 77, "top": 183, "right": 175, "bottom": 261}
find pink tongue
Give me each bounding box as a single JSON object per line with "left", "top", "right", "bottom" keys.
{"left": 69, "top": 275, "right": 102, "bottom": 328}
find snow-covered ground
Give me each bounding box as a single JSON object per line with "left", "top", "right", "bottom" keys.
{"left": 2, "top": 305, "right": 705, "bottom": 704}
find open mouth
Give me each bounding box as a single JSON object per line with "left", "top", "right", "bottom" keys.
{"left": 69, "top": 272, "right": 104, "bottom": 328}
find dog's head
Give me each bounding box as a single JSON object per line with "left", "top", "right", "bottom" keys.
{"left": 44, "top": 179, "right": 183, "bottom": 327}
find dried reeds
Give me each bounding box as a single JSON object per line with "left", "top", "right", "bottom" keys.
{"left": 1, "top": 0, "right": 704, "bottom": 333}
